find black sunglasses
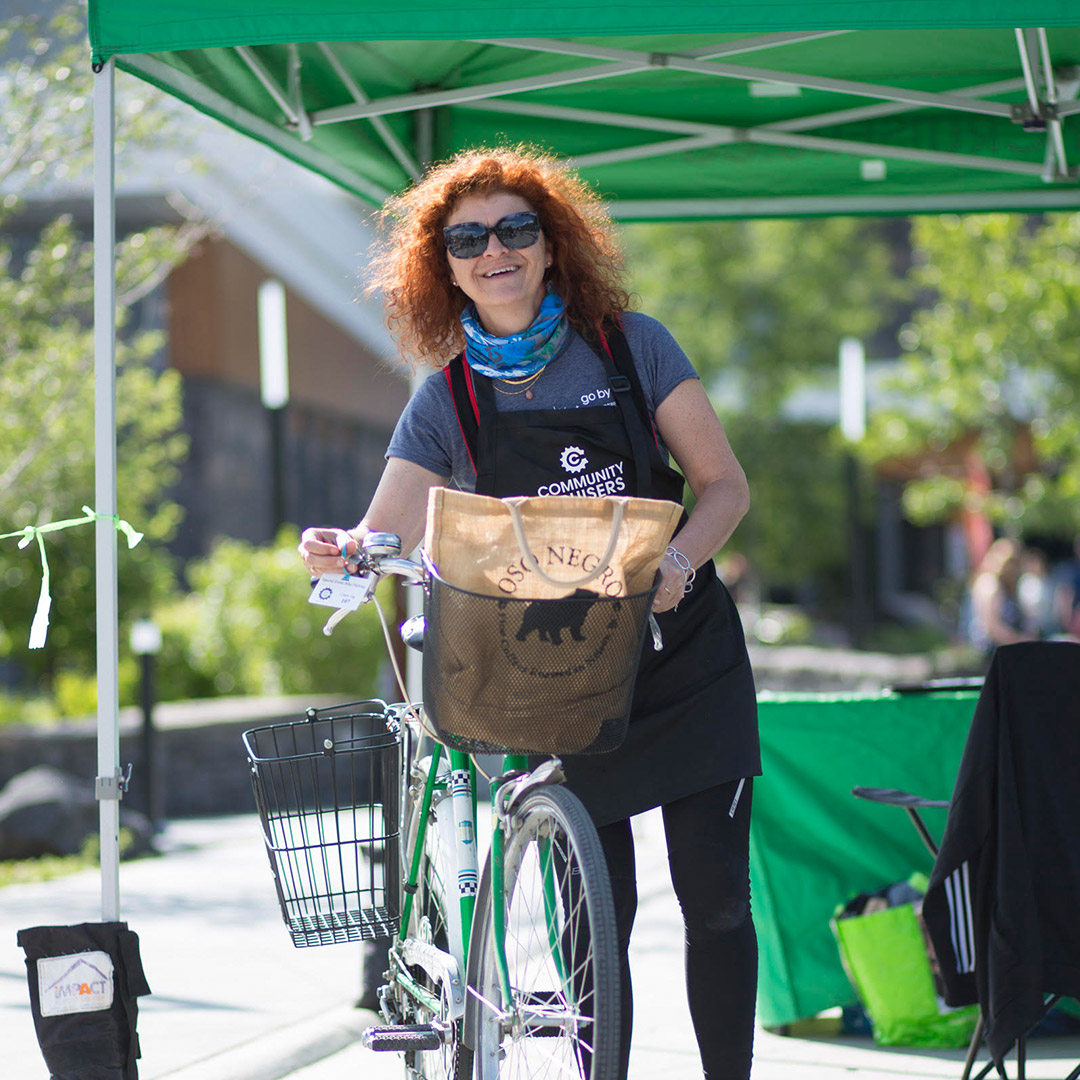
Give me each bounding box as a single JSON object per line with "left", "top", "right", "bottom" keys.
{"left": 443, "top": 210, "right": 542, "bottom": 260}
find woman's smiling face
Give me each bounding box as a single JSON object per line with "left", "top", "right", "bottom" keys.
{"left": 444, "top": 190, "right": 551, "bottom": 337}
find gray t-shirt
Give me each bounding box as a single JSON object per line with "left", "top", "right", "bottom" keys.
{"left": 386, "top": 312, "right": 698, "bottom": 490}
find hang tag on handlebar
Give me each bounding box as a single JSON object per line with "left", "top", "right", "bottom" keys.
{"left": 308, "top": 572, "right": 377, "bottom": 610}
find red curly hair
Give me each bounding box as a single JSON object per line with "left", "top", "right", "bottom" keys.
{"left": 366, "top": 145, "right": 633, "bottom": 368}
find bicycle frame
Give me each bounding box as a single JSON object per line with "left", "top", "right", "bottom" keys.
{"left": 392, "top": 737, "right": 531, "bottom": 1022}
{"left": 324, "top": 536, "right": 605, "bottom": 1062}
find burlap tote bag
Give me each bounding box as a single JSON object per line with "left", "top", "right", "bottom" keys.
{"left": 421, "top": 490, "right": 682, "bottom": 755}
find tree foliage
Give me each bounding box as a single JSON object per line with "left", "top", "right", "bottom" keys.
{"left": 861, "top": 213, "right": 1080, "bottom": 538}
{"left": 153, "top": 529, "right": 389, "bottom": 703}
{"left": 623, "top": 217, "right": 908, "bottom": 409}
{"left": 0, "top": 7, "right": 202, "bottom": 687}
{"left": 623, "top": 217, "right": 904, "bottom": 592}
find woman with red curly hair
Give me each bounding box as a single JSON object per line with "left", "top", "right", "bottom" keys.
{"left": 300, "top": 146, "right": 760, "bottom": 1080}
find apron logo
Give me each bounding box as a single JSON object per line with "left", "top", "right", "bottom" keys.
{"left": 560, "top": 446, "right": 589, "bottom": 473}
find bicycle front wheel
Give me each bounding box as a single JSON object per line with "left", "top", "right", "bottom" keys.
{"left": 466, "top": 785, "right": 620, "bottom": 1080}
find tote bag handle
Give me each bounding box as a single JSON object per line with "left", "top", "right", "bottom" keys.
{"left": 504, "top": 497, "right": 626, "bottom": 589}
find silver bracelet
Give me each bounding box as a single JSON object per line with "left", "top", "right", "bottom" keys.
{"left": 665, "top": 546, "right": 696, "bottom": 594}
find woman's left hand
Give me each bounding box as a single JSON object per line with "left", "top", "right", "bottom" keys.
{"left": 653, "top": 554, "right": 690, "bottom": 613}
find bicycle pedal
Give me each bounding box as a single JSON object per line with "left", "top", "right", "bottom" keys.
{"left": 362, "top": 1024, "right": 445, "bottom": 1052}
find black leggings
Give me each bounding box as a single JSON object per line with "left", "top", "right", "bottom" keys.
{"left": 595, "top": 778, "right": 757, "bottom": 1080}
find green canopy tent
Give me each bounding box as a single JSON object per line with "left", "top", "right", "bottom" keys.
{"left": 82, "top": 1, "right": 1079, "bottom": 1018}
{"left": 88, "top": 3, "right": 1080, "bottom": 217}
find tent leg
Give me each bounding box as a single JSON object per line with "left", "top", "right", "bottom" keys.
{"left": 93, "top": 56, "right": 122, "bottom": 923}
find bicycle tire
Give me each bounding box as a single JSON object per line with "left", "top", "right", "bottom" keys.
{"left": 462, "top": 784, "right": 620, "bottom": 1080}
{"left": 399, "top": 744, "right": 466, "bottom": 1080}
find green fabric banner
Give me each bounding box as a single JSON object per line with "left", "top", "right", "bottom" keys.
{"left": 751, "top": 690, "right": 977, "bottom": 1028}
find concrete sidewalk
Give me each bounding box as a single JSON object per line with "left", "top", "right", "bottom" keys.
{"left": 1, "top": 815, "right": 364, "bottom": 1080}
{"left": 3, "top": 810, "right": 1078, "bottom": 1080}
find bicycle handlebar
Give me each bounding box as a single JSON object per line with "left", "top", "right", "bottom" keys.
{"left": 348, "top": 532, "right": 425, "bottom": 586}
{"left": 362, "top": 555, "right": 425, "bottom": 585}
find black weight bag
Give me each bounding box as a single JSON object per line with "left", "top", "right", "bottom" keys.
{"left": 17, "top": 921, "right": 151, "bottom": 1080}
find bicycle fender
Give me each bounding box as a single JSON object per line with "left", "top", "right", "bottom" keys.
{"left": 461, "top": 855, "right": 494, "bottom": 1053}
{"left": 496, "top": 758, "right": 566, "bottom": 819}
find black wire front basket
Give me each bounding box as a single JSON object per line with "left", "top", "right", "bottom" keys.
{"left": 423, "top": 570, "right": 659, "bottom": 756}
{"left": 242, "top": 701, "right": 402, "bottom": 948}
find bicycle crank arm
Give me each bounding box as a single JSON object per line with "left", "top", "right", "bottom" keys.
{"left": 362, "top": 1022, "right": 450, "bottom": 1052}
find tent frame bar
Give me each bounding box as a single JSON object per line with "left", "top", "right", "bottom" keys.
{"left": 286, "top": 30, "right": 1075, "bottom": 185}
{"left": 470, "top": 83, "right": 1047, "bottom": 179}
{"left": 569, "top": 125, "right": 1046, "bottom": 177}
{"left": 608, "top": 187, "right": 1080, "bottom": 219}
{"left": 468, "top": 76, "right": 1028, "bottom": 135}
{"left": 316, "top": 41, "right": 422, "bottom": 180}
{"left": 463, "top": 36, "right": 1016, "bottom": 119}
{"left": 472, "top": 29, "right": 854, "bottom": 65}
{"left": 310, "top": 57, "right": 645, "bottom": 124}
{"left": 308, "top": 46, "right": 1017, "bottom": 127}
{"left": 93, "top": 56, "right": 121, "bottom": 923}
{"left": 124, "top": 25, "right": 1080, "bottom": 206}
{"left": 286, "top": 44, "right": 314, "bottom": 142}
{"left": 766, "top": 78, "right": 1027, "bottom": 132}
{"left": 1014, "top": 27, "right": 1070, "bottom": 177}
{"left": 121, "top": 53, "right": 392, "bottom": 202}
{"left": 236, "top": 45, "right": 302, "bottom": 127}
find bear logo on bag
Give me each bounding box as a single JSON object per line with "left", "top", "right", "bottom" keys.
{"left": 515, "top": 589, "right": 598, "bottom": 645}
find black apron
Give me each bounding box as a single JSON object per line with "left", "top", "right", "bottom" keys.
{"left": 445, "top": 325, "right": 760, "bottom": 826}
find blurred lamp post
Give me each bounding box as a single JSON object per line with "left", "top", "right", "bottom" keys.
{"left": 259, "top": 278, "right": 290, "bottom": 533}
{"left": 130, "top": 618, "right": 163, "bottom": 829}
{"left": 839, "top": 337, "right": 868, "bottom": 648}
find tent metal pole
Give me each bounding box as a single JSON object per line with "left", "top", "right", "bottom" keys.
{"left": 571, "top": 125, "right": 1045, "bottom": 178}
{"left": 316, "top": 42, "right": 422, "bottom": 180}
{"left": 608, "top": 188, "right": 1080, "bottom": 220}
{"left": 235, "top": 45, "right": 301, "bottom": 125}
{"left": 470, "top": 76, "right": 1027, "bottom": 136}
{"left": 310, "top": 60, "right": 643, "bottom": 126}
{"left": 765, "top": 78, "right": 1027, "bottom": 133}
{"left": 663, "top": 56, "right": 1015, "bottom": 118}
{"left": 1036, "top": 28, "right": 1069, "bottom": 178}
{"left": 1015, "top": 28, "right": 1044, "bottom": 116}
{"left": 119, "top": 54, "right": 391, "bottom": 204}
{"left": 471, "top": 36, "right": 1014, "bottom": 119}
{"left": 93, "top": 56, "right": 122, "bottom": 923}
{"left": 475, "top": 31, "right": 852, "bottom": 63}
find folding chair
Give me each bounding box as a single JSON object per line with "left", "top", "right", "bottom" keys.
{"left": 854, "top": 642, "right": 1080, "bottom": 1080}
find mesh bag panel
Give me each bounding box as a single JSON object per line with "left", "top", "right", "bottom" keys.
{"left": 423, "top": 574, "right": 657, "bottom": 755}
{"left": 242, "top": 701, "right": 401, "bottom": 947}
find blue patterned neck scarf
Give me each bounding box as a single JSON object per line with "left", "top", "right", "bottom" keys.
{"left": 460, "top": 288, "right": 569, "bottom": 379}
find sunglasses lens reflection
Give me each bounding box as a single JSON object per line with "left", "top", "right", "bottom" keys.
{"left": 445, "top": 212, "right": 540, "bottom": 258}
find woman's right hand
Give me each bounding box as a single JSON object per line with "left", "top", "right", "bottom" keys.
{"left": 298, "top": 526, "right": 362, "bottom": 579}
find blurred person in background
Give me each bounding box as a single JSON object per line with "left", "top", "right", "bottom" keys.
{"left": 1017, "top": 546, "right": 1055, "bottom": 639}
{"left": 969, "top": 538, "right": 1036, "bottom": 661}
{"left": 1053, "top": 534, "right": 1080, "bottom": 641}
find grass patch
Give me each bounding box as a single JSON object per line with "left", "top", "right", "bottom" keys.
{"left": 0, "top": 829, "right": 144, "bottom": 889}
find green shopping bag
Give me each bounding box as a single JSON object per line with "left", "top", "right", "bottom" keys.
{"left": 832, "top": 880, "right": 979, "bottom": 1048}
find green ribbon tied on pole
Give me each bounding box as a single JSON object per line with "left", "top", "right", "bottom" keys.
{"left": 0, "top": 506, "right": 143, "bottom": 649}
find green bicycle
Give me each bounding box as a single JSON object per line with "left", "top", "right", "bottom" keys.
{"left": 245, "top": 530, "right": 661, "bottom": 1080}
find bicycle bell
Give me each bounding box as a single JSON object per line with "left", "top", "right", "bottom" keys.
{"left": 362, "top": 532, "right": 402, "bottom": 557}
